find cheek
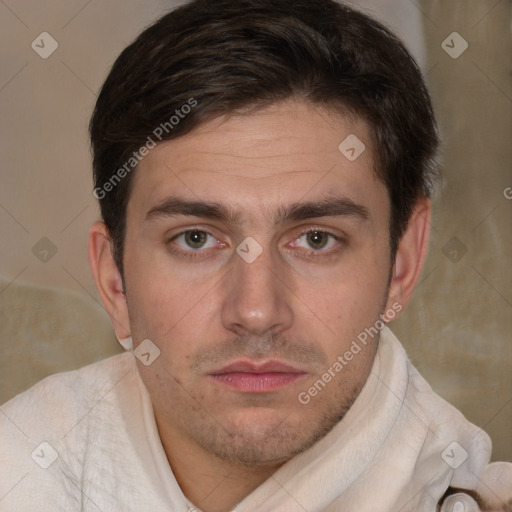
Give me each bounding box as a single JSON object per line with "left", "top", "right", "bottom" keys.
{"left": 126, "top": 279, "right": 211, "bottom": 343}
{"left": 123, "top": 231, "right": 217, "bottom": 334}
{"left": 292, "top": 249, "right": 390, "bottom": 351}
{"left": 124, "top": 269, "right": 225, "bottom": 386}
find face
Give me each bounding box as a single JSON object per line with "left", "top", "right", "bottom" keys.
{"left": 122, "top": 100, "right": 393, "bottom": 466}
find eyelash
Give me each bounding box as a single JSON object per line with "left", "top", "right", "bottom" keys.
{"left": 167, "top": 229, "right": 220, "bottom": 260}
{"left": 167, "top": 227, "right": 344, "bottom": 260}
{"left": 287, "top": 229, "right": 343, "bottom": 259}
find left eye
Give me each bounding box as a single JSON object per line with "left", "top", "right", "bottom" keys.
{"left": 293, "top": 231, "right": 339, "bottom": 251}
{"left": 172, "top": 230, "right": 220, "bottom": 250}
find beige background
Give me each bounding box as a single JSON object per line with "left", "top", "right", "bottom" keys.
{"left": 0, "top": 0, "right": 510, "bottom": 460}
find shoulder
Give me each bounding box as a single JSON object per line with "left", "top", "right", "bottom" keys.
{"left": 0, "top": 353, "right": 141, "bottom": 509}
{"left": 405, "top": 362, "right": 512, "bottom": 510}
{"left": 1, "top": 352, "right": 136, "bottom": 431}
{"left": 382, "top": 328, "right": 512, "bottom": 510}
{"left": 439, "top": 462, "right": 512, "bottom": 511}
{"left": 0, "top": 352, "right": 138, "bottom": 463}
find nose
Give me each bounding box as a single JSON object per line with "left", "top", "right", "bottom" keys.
{"left": 220, "top": 242, "right": 294, "bottom": 337}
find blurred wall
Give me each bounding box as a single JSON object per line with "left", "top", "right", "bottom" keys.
{"left": 391, "top": 0, "right": 512, "bottom": 462}
{"left": 0, "top": 0, "right": 510, "bottom": 460}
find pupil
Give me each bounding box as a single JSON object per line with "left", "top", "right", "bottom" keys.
{"left": 307, "top": 231, "right": 328, "bottom": 249}
{"left": 186, "top": 230, "right": 207, "bottom": 248}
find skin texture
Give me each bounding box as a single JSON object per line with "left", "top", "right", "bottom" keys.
{"left": 89, "top": 99, "right": 431, "bottom": 512}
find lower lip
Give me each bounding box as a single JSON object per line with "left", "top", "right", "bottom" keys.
{"left": 210, "top": 372, "right": 305, "bottom": 392}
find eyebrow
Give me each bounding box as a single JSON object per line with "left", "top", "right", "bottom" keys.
{"left": 144, "top": 195, "right": 370, "bottom": 225}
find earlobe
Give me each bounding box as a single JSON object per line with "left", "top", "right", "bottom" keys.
{"left": 88, "top": 221, "right": 131, "bottom": 340}
{"left": 385, "top": 198, "right": 431, "bottom": 316}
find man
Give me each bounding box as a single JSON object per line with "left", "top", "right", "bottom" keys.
{"left": 1, "top": 0, "right": 510, "bottom": 510}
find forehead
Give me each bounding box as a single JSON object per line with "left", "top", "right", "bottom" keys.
{"left": 129, "top": 100, "right": 388, "bottom": 220}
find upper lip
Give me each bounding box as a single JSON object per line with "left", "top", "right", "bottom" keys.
{"left": 211, "top": 360, "right": 306, "bottom": 375}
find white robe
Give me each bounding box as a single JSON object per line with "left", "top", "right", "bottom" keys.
{"left": 1, "top": 327, "right": 510, "bottom": 511}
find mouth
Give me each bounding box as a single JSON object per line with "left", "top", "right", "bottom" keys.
{"left": 209, "top": 360, "right": 308, "bottom": 392}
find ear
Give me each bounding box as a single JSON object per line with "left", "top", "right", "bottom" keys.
{"left": 88, "top": 221, "right": 131, "bottom": 340}
{"left": 384, "top": 197, "right": 431, "bottom": 317}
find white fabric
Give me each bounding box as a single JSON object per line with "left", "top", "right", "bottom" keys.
{"left": 0, "top": 327, "right": 510, "bottom": 511}
{"left": 117, "top": 335, "right": 133, "bottom": 351}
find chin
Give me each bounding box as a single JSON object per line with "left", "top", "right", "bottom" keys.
{"left": 200, "top": 406, "right": 325, "bottom": 466}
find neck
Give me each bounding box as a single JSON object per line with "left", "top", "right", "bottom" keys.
{"left": 156, "top": 417, "right": 283, "bottom": 512}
